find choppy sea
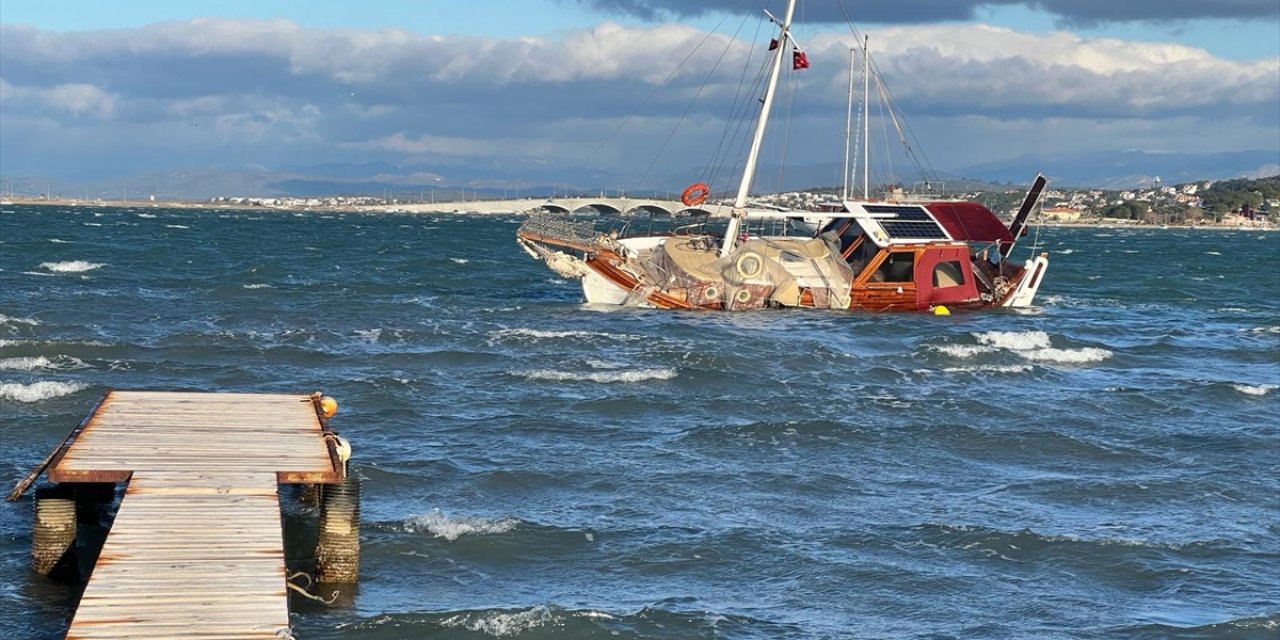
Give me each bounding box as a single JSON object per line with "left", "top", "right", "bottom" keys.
{"left": 1, "top": 204, "right": 1277, "bottom": 639}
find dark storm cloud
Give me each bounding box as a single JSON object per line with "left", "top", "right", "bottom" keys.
{"left": 573, "top": 0, "right": 1280, "bottom": 24}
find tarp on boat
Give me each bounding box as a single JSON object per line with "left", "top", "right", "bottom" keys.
{"left": 923, "top": 202, "right": 1014, "bottom": 244}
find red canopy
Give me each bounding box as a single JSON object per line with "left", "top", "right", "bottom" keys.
{"left": 925, "top": 202, "right": 1013, "bottom": 244}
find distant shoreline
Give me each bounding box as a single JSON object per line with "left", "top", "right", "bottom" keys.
{"left": 3, "top": 196, "right": 1276, "bottom": 231}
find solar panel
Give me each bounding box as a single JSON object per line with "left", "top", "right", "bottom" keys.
{"left": 861, "top": 205, "right": 950, "bottom": 240}
{"left": 865, "top": 205, "right": 931, "bottom": 221}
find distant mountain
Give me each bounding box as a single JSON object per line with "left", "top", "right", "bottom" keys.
{"left": 4, "top": 149, "right": 1276, "bottom": 201}
{"left": 951, "top": 150, "right": 1280, "bottom": 189}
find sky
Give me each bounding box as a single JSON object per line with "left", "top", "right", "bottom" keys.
{"left": 1, "top": 0, "right": 1278, "bottom": 189}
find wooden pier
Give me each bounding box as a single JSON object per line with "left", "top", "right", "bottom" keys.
{"left": 40, "top": 390, "right": 347, "bottom": 639}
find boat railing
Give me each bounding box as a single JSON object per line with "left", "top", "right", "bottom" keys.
{"left": 519, "top": 211, "right": 600, "bottom": 245}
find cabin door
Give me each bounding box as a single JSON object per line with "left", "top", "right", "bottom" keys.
{"left": 915, "top": 247, "right": 979, "bottom": 309}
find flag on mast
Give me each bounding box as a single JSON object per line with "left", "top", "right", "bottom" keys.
{"left": 793, "top": 50, "right": 810, "bottom": 70}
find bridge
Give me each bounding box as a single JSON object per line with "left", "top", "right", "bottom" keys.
{"left": 369, "top": 197, "right": 821, "bottom": 219}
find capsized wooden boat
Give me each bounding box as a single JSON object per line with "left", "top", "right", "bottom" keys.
{"left": 517, "top": 1, "right": 1049, "bottom": 312}
{"left": 517, "top": 177, "right": 1048, "bottom": 311}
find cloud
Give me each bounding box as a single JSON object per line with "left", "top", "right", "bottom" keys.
{"left": 0, "top": 78, "right": 118, "bottom": 119}
{"left": 572, "top": 0, "right": 1280, "bottom": 24}
{"left": 0, "top": 17, "right": 1276, "bottom": 182}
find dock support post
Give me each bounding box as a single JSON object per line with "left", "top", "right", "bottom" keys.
{"left": 32, "top": 487, "right": 77, "bottom": 576}
{"left": 315, "top": 473, "right": 360, "bottom": 583}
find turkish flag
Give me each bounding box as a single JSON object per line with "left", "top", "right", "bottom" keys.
{"left": 793, "top": 50, "right": 810, "bottom": 70}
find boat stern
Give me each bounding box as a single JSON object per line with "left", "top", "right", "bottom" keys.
{"left": 1003, "top": 253, "right": 1049, "bottom": 307}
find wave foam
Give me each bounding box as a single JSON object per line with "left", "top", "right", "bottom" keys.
{"left": 1020, "top": 347, "right": 1113, "bottom": 364}
{"left": 1232, "top": 384, "right": 1276, "bottom": 396}
{"left": 975, "top": 330, "right": 1052, "bottom": 350}
{"left": 41, "top": 260, "right": 104, "bottom": 273}
{"left": 441, "top": 606, "right": 553, "bottom": 637}
{"left": 935, "top": 344, "right": 997, "bottom": 358}
{"left": 493, "top": 328, "right": 617, "bottom": 340}
{"left": 0, "top": 381, "right": 88, "bottom": 402}
{"left": 520, "top": 368, "right": 677, "bottom": 383}
{"left": 406, "top": 510, "right": 518, "bottom": 541}
{"left": 0, "top": 314, "right": 39, "bottom": 326}
{"left": 938, "top": 331, "right": 1112, "bottom": 366}
{"left": 0, "top": 356, "right": 88, "bottom": 371}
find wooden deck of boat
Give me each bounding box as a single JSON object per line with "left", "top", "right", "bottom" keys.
{"left": 47, "top": 390, "right": 343, "bottom": 639}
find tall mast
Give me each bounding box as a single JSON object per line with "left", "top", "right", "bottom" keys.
{"left": 842, "top": 47, "right": 855, "bottom": 201}
{"left": 720, "top": 0, "right": 797, "bottom": 258}
{"left": 862, "top": 34, "right": 870, "bottom": 199}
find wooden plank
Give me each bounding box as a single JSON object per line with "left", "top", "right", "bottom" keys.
{"left": 49, "top": 391, "right": 342, "bottom": 639}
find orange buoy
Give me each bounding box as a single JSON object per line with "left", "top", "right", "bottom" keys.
{"left": 681, "top": 182, "right": 710, "bottom": 207}
{"left": 320, "top": 396, "right": 338, "bottom": 418}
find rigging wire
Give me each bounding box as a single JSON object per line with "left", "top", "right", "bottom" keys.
{"left": 580, "top": 10, "right": 741, "bottom": 170}
{"left": 635, "top": 10, "right": 747, "bottom": 190}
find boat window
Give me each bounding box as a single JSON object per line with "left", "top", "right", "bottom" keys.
{"left": 932, "top": 260, "right": 965, "bottom": 288}
{"left": 872, "top": 251, "right": 915, "bottom": 282}
{"left": 846, "top": 239, "right": 876, "bottom": 275}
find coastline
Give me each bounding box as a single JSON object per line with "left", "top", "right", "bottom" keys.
{"left": 3, "top": 196, "right": 1276, "bottom": 231}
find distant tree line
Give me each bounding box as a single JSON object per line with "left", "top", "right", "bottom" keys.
{"left": 1199, "top": 177, "right": 1280, "bottom": 213}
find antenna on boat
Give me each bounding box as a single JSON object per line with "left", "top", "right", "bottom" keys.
{"left": 862, "top": 35, "right": 870, "bottom": 199}
{"left": 720, "top": 0, "right": 797, "bottom": 259}
{"left": 843, "top": 47, "right": 855, "bottom": 201}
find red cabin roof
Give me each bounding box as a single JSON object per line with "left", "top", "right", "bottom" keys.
{"left": 924, "top": 202, "right": 1013, "bottom": 244}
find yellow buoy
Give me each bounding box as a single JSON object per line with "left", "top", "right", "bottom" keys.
{"left": 933, "top": 305, "right": 951, "bottom": 316}
{"left": 320, "top": 396, "right": 339, "bottom": 417}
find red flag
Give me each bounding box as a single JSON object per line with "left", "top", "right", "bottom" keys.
{"left": 769, "top": 38, "right": 779, "bottom": 51}
{"left": 792, "top": 50, "right": 810, "bottom": 70}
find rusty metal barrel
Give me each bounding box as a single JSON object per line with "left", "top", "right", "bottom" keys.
{"left": 32, "top": 488, "right": 77, "bottom": 575}
{"left": 315, "top": 473, "right": 360, "bottom": 583}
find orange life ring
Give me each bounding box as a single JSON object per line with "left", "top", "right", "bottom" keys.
{"left": 681, "top": 182, "right": 710, "bottom": 207}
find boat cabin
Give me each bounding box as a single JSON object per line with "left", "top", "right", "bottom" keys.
{"left": 823, "top": 201, "right": 1020, "bottom": 311}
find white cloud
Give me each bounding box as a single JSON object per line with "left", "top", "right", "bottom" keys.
{"left": 0, "top": 18, "right": 1275, "bottom": 179}
{"left": 0, "top": 79, "right": 118, "bottom": 119}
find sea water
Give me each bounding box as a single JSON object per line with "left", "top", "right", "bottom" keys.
{"left": 1, "top": 205, "right": 1277, "bottom": 639}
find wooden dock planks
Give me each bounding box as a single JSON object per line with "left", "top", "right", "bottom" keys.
{"left": 48, "top": 391, "right": 343, "bottom": 640}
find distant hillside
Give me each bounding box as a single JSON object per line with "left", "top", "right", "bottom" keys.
{"left": 953, "top": 150, "right": 1280, "bottom": 189}
{"left": 1200, "top": 176, "right": 1280, "bottom": 213}
{"left": 3, "top": 149, "right": 1277, "bottom": 201}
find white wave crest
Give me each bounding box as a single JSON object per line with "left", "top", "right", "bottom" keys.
{"left": 0, "top": 381, "right": 87, "bottom": 402}
{"left": 450, "top": 258, "right": 470, "bottom": 264}
{"left": 137, "top": 213, "right": 157, "bottom": 218}
{"left": 441, "top": 606, "right": 553, "bottom": 637}
{"left": 0, "top": 314, "right": 39, "bottom": 326}
{"left": 0, "top": 356, "right": 88, "bottom": 371}
{"left": 165, "top": 224, "right": 190, "bottom": 229}
{"left": 242, "top": 283, "right": 272, "bottom": 289}
{"left": 935, "top": 344, "right": 998, "bottom": 358}
{"left": 1019, "top": 347, "right": 1113, "bottom": 364}
{"left": 406, "top": 510, "right": 518, "bottom": 542}
{"left": 520, "top": 368, "right": 677, "bottom": 383}
{"left": 975, "top": 330, "right": 1052, "bottom": 351}
{"left": 493, "top": 328, "right": 612, "bottom": 340}
{"left": 1232, "top": 384, "right": 1277, "bottom": 396}
{"left": 942, "top": 364, "right": 1034, "bottom": 374}
{"left": 49, "top": 239, "right": 70, "bottom": 243}
{"left": 41, "top": 260, "right": 104, "bottom": 273}
{"left": 353, "top": 328, "right": 382, "bottom": 343}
